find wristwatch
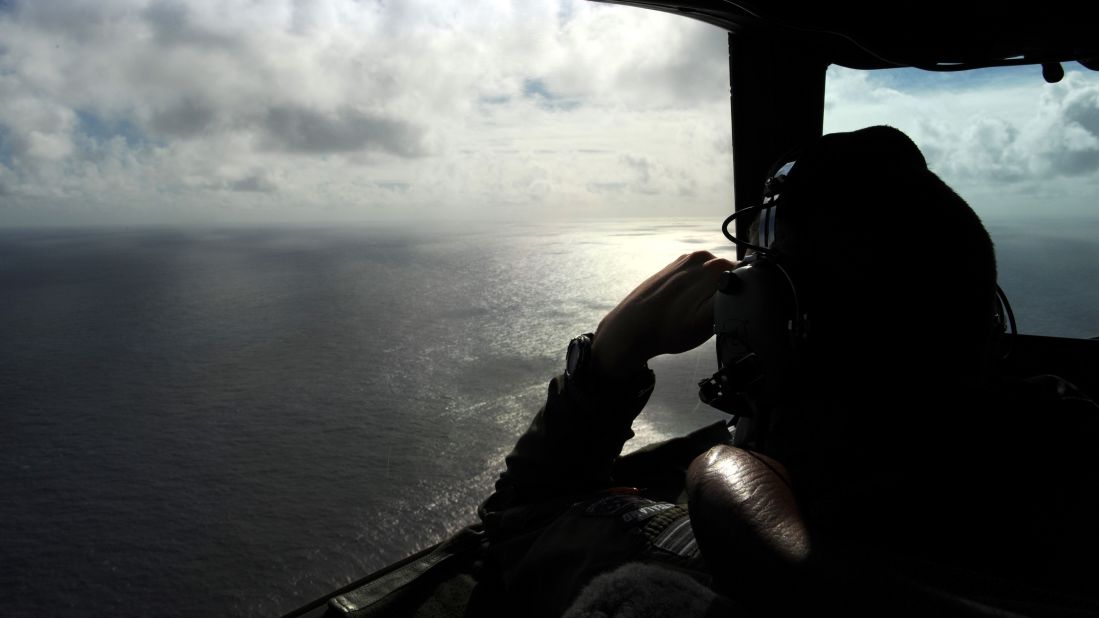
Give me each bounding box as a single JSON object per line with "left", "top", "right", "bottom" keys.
{"left": 565, "top": 333, "right": 654, "bottom": 398}
{"left": 565, "top": 333, "right": 596, "bottom": 388}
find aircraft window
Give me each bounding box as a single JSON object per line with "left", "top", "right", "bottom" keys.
{"left": 824, "top": 64, "right": 1099, "bottom": 339}
{"left": 0, "top": 5, "right": 731, "bottom": 615}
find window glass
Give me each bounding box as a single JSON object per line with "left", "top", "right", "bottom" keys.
{"left": 0, "top": 4, "right": 732, "bottom": 616}
{"left": 824, "top": 64, "right": 1099, "bottom": 339}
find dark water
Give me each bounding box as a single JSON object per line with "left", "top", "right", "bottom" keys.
{"left": 985, "top": 217, "right": 1099, "bottom": 339}
{"left": 0, "top": 220, "right": 732, "bottom": 616}
{"left": 1, "top": 217, "right": 1095, "bottom": 617}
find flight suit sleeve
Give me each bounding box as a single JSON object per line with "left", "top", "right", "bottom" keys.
{"left": 478, "top": 370, "right": 654, "bottom": 537}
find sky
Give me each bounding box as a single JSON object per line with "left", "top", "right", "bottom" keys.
{"left": 0, "top": 0, "right": 1097, "bottom": 227}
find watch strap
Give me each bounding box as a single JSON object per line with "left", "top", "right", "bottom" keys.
{"left": 566, "top": 333, "right": 654, "bottom": 400}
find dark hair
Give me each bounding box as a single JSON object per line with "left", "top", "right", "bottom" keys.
{"left": 758, "top": 127, "right": 1002, "bottom": 539}
{"left": 772, "top": 125, "right": 998, "bottom": 386}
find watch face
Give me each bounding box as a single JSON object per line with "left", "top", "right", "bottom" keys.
{"left": 566, "top": 339, "right": 581, "bottom": 376}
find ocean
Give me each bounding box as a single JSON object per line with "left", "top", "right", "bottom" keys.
{"left": 1, "top": 217, "right": 1096, "bottom": 616}
{"left": 0, "top": 219, "right": 734, "bottom": 616}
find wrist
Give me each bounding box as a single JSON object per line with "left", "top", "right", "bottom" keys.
{"left": 567, "top": 333, "right": 652, "bottom": 394}
{"left": 590, "top": 340, "right": 648, "bottom": 382}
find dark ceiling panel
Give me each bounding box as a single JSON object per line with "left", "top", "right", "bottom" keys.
{"left": 592, "top": 1, "right": 1099, "bottom": 70}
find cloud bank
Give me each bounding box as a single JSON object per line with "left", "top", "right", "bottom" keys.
{"left": 0, "top": 0, "right": 732, "bottom": 225}
{"left": 0, "top": 0, "right": 1096, "bottom": 226}
{"left": 825, "top": 66, "right": 1099, "bottom": 218}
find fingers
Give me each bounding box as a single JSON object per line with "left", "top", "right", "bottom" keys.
{"left": 679, "top": 255, "right": 736, "bottom": 299}
{"left": 640, "top": 252, "right": 730, "bottom": 307}
{"left": 681, "top": 250, "right": 716, "bottom": 264}
{"left": 704, "top": 256, "right": 737, "bottom": 271}
{"left": 679, "top": 251, "right": 733, "bottom": 270}
{"left": 633, "top": 251, "right": 724, "bottom": 302}
{"left": 678, "top": 257, "right": 736, "bottom": 343}
{"left": 670, "top": 256, "right": 732, "bottom": 352}
{"left": 677, "top": 253, "right": 737, "bottom": 281}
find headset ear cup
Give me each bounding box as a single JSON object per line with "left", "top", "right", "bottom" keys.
{"left": 714, "top": 258, "right": 802, "bottom": 389}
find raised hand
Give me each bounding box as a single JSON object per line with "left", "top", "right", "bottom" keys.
{"left": 592, "top": 251, "right": 736, "bottom": 380}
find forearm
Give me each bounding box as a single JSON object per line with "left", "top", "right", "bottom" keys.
{"left": 479, "top": 250, "right": 731, "bottom": 535}
{"left": 479, "top": 370, "right": 654, "bottom": 531}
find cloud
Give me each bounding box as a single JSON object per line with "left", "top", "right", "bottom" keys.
{"left": 5, "top": 0, "right": 131, "bottom": 44}
{"left": 0, "top": 0, "right": 736, "bottom": 225}
{"left": 142, "top": 0, "right": 238, "bottom": 50}
{"left": 825, "top": 66, "right": 1099, "bottom": 199}
{"left": 0, "top": 94, "right": 76, "bottom": 164}
{"left": 260, "top": 105, "right": 428, "bottom": 157}
{"left": 618, "top": 154, "right": 697, "bottom": 196}
{"left": 534, "top": 3, "right": 729, "bottom": 109}
{"left": 1033, "top": 74, "right": 1099, "bottom": 176}
{"left": 149, "top": 98, "right": 219, "bottom": 138}
{"left": 941, "top": 72, "right": 1099, "bottom": 181}
{"left": 226, "top": 172, "right": 277, "bottom": 193}
{"left": 5, "top": 0, "right": 1096, "bottom": 228}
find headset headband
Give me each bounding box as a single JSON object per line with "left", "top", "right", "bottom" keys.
{"left": 722, "top": 159, "right": 797, "bottom": 254}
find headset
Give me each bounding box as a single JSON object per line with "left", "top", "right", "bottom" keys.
{"left": 698, "top": 155, "right": 1016, "bottom": 449}
{"left": 697, "top": 157, "right": 805, "bottom": 447}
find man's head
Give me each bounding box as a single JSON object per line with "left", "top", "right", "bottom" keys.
{"left": 773, "top": 126, "right": 998, "bottom": 380}
{"left": 725, "top": 125, "right": 999, "bottom": 393}
{"left": 714, "top": 126, "right": 1001, "bottom": 503}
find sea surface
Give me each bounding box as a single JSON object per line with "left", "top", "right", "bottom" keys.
{"left": 1, "top": 217, "right": 1096, "bottom": 616}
